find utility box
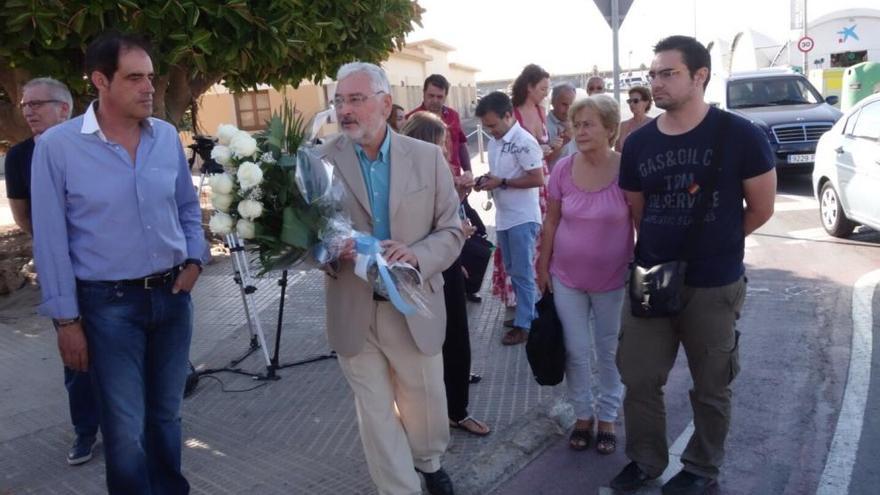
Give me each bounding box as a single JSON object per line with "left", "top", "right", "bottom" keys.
{"left": 841, "top": 62, "right": 880, "bottom": 111}
{"left": 808, "top": 68, "right": 844, "bottom": 108}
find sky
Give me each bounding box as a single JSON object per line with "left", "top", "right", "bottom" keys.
{"left": 405, "top": 0, "right": 868, "bottom": 80}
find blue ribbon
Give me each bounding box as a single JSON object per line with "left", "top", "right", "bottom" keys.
{"left": 355, "top": 235, "right": 416, "bottom": 316}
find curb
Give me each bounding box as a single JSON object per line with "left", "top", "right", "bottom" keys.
{"left": 456, "top": 396, "right": 576, "bottom": 495}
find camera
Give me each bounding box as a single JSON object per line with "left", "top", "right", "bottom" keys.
{"left": 187, "top": 135, "right": 224, "bottom": 175}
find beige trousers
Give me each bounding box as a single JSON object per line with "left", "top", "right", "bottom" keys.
{"left": 338, "top": 301, "right": 450, "bottom": 495}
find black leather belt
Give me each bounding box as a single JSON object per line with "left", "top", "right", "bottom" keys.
{"left": 373, "top": 292, "right": 389, "bottom": 302}
{"left": 105, "top": 265, "right": 183, "bottom": 289}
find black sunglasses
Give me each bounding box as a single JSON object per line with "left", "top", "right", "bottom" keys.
{"left": 626, "top": 98, "right": 644, "bottom": 104}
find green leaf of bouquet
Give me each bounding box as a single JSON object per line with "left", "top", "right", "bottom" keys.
{"left": 277, "top": 154, "right": 297, "bottom": 169}
{"left": 280, "top": 207, "right": 313, "bottom": 249}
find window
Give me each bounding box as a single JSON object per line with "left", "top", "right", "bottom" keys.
{"left": 852, "top": 102, "right": 880, "bottom": 141}
{"left": 234, "top": 90, "right": 271, "bottom": 131}
{"left": 844, "top": 109, "right": 860, "bottom": 136}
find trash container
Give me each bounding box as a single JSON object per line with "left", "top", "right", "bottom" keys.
{"left": 841, "top": 62, "right": 880, "bottom": 111}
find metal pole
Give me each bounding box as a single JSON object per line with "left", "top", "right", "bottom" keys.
{"left": 802, "top": 0, "right": 808, "bottom": 74}
{"left": 477, "top": 122, "right": 485, "bottom": 163}
{"left": 612, "top": 0, "right": 621, "bottom": 102}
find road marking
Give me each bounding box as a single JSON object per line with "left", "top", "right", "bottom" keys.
{"left": 774, "top": 201, "right": 818, "bottom": 212}
{"left": 784, "top": 227, "right": 828, "bottom": 244}
{"left": 598, "top": 421, "right": 695, "bottom": 494}
{"left": 816, "top": 269, "right": 880, "bottom": 494}
{"left": 777, "top": 193, "right": 815, "bottom": 204}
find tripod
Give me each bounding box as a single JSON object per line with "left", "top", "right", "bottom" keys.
{"left": 257, "top": 269, "right": 337, "bottom": 381}
{"left": 184, "top": 136, "right": 334, "bottom": 391}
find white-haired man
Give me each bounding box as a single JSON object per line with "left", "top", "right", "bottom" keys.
{"left": 319, "top": 62, "right": 463, "bottom": 495}
{"left": 4, "top": 77, "right": 103, "bottom": 467}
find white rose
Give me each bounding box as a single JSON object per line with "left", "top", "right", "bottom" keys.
{"left": 210, "top": 145, "right": 232, "bottom": 166}
{"left": 237, "top": 161, "right": 264, "bottom": 190}
{"left": 211, "top": 192, "right": 233, "bottom": 212}
{"left": 217, "top": 124, "right": 239, "bottom": 146}
{"left": 237, "top": 199, "right": 264, "bottom": 220}
{"left": 236, "top": 219, "right": 256, "bottom": 239}
{"left": 208, "top": 212, "right": 234, "bottom": 235}
{"left": 208, "top": 173, "right": 234, "bottom": 195}
{"left": 229, "top": 131, "right": 258, "bottom": 158}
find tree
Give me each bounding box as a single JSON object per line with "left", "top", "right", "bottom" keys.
{"left": 0, "top": 0, "right": 423, "bottom": 142}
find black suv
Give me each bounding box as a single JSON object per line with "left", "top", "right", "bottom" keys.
{"left": 721, "top": 70, "right": 842, "bottom": 171}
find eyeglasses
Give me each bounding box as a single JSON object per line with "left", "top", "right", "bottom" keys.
{"left": 332, "top": 92, "right": 385, "bottom": 107}
{"left": 646, "top": 69, "right": 683, "bottom": 82}
{"left": 588, "top": 86, "right": 604, "bottom": 92}
{"left": 19, "top": 99, "right": 61, "bottom": 110}
{"left": 626, "top": 98, "right": 644, "bottom": 104}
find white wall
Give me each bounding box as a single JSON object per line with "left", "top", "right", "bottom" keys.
{"left": 797, "top": 15, "right": 880, "bottom": 70}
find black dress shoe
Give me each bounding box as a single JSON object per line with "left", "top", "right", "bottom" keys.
{"left": 610, "top": 461, "right": 658, "bottom": 493}
{"left": 416, "top": 467, "right": 455, "bottom": 495}
{"left": 466, "top": 293, "right": 482, "bottom": 303}
{"left": 468, "top": 373, "right": 482, "bottom": 384}
{"left": 67, "top": 435, "right": 97, "bottom": 466}
{"left": 661, "top": 470, "right": 717, "bottom": 495}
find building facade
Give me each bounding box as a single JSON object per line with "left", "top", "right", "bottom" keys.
{"left": 195, "top": 38, "right": 479, "bottom": 139}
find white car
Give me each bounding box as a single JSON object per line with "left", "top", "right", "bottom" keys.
{"left": 812, "top": 93, "right": 880, "bottom": 237}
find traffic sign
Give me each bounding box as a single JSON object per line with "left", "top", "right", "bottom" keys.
{"left": 593, "top": 0, "right": 634, "bottom": 28}
{"left": 798, "top": 36, "right": 815, "bottom": 53}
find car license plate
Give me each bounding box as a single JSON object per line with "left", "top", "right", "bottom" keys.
{"left": 787, "top": 154, "right": 815, "bottom": 164}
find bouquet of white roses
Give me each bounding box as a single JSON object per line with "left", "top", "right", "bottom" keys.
{"left": 206, "top": 102, "right": 343, "bottom": 273}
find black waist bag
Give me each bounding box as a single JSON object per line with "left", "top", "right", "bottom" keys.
{"left": 627, "top": 111, "right": 731, "bottom": 318}
{"left": 628, "top": 260, "right": 688, "bottom": 318}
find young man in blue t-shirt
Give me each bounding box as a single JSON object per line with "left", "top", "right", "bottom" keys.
{"left": 610, "top": 36, "right": 776, "bottom": 495}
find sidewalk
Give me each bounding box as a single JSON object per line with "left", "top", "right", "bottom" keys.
{"left": 0, "top": 157, "right": 574, "bottom": 495}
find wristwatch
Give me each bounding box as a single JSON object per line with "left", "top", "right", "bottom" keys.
{"left": 500, "top": 178, "right": 508, "bottom": 190}
{"left": 53, "top": 316, "right": 81, "bottom": 330}
{"left": 184, "top": 258, "right": 203, "bottom": 273}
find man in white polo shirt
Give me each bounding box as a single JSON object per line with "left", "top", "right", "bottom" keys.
{"left": 474, "top": 91, "right": 544, "bottom": 345}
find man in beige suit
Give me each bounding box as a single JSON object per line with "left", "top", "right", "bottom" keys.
{"left": 320, "top": 62, "right": 464, "bottom": 495}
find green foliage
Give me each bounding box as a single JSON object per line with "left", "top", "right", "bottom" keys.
{"left": 0, "top": 0, "right": 423, "bottom": 135}
{"left": 244, "top": 100, "right": 333, "bottom": 273}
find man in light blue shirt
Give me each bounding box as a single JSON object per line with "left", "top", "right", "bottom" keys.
{"left": 31, "top": 32, "right": 204, "bottom": 495}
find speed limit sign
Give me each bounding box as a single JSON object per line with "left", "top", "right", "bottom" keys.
{"left": 798, "top": 36, "right": 815, "bottom": 53}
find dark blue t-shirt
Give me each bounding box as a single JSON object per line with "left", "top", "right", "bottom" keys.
{"left": 4, "top": 137, "right": 35, "bottom": 200}
{"left": 619, "top": 107, "right": 774, "bottom": 287}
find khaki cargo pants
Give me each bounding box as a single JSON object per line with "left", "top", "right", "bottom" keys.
{"left": 617, "top": 276, "right": 746, "bottom": 479}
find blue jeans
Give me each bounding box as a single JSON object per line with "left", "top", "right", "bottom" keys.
{"left": 496, "top": 222, "right": 540, "bottom": 329}
{"left": 77, "top": 280, "right": 193, "bottom": 495}
{"left": 64, "top": 367, "right": 99, "bottom": 438}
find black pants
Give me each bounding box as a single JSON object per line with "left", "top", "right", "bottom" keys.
{"left": 442, "top": 258, "right": 471, "bottom": 422}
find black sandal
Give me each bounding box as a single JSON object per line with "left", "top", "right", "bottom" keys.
{"left": 596, "top": 430, "right": 617, "bottom": 455}
{"left": 569, "top": 427, "right": 593, "bottom": 451}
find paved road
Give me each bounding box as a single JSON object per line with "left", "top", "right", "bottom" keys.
{"left": 492, "top": 172, "right": 880, "bottom": 495}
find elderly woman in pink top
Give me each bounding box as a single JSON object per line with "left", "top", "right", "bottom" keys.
{"left": 537, "top": 95, "right": 633, "bottom": 455}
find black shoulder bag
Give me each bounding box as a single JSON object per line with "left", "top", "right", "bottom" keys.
{"left": 628, "top": 110, "right": 731, "bottom": 318}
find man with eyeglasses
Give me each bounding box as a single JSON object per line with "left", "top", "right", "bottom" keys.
{"left": 4, "top": 77, "right": 103, "bottom": 467}
{"left": 320, "top": 62, "right": 463, "bottom": 495}
{"left": 610, "top": 36, "right": 776, "bottom": 495}
{"left": 545, "top": 82, "right": 577, "bottom": 169}
{"left": 587, "top": 76, "right": 606, "bottom": 96}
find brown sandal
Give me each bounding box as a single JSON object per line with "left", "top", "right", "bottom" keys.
{"left": 596, "top": 430, "right": 617, "bottom": 455}
{"left": 450, "top": 416, "right": 491, "bottom": 436}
